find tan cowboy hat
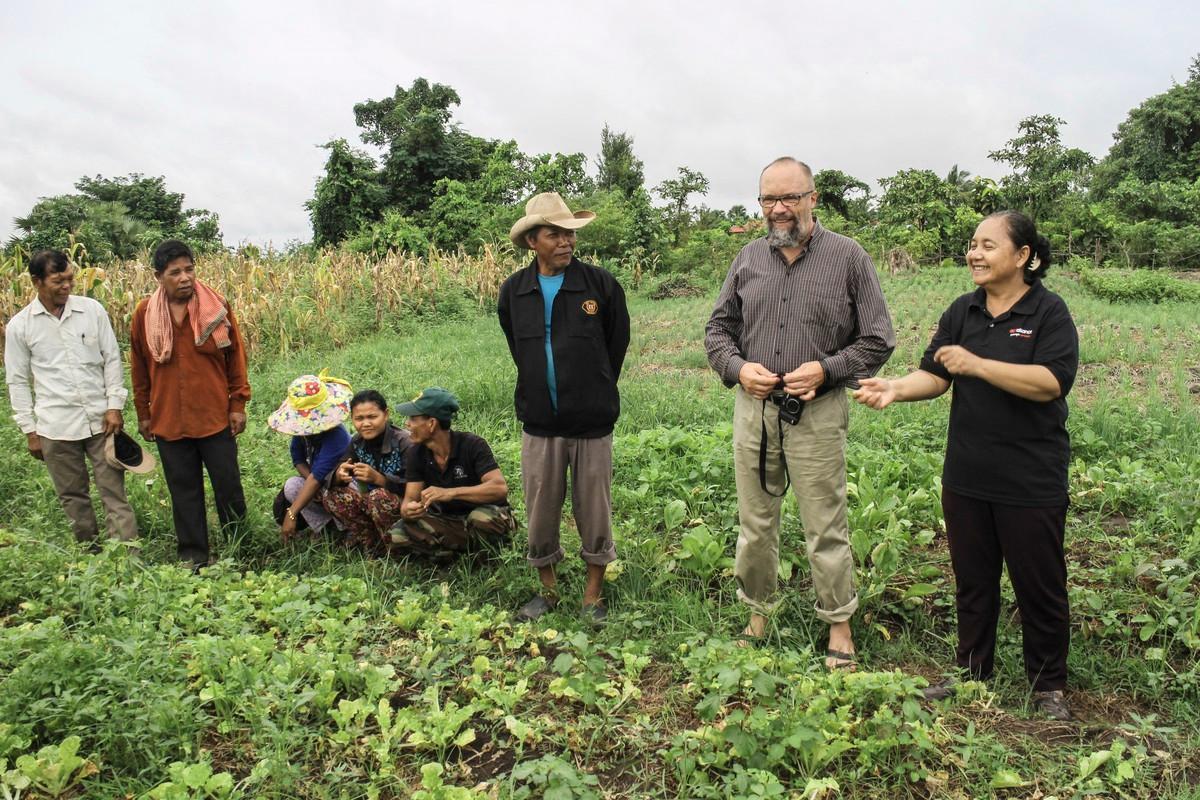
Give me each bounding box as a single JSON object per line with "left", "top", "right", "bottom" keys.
{"left": 509, "top": 192, "right": 596, "bottom": 249}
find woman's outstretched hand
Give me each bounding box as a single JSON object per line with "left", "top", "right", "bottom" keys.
{"left": 852, "top": 377, "right": 896, "bottom": 410}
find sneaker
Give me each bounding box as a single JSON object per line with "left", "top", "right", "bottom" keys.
{"left": 516, "top": 594, "right": 557, "bottom": 622}
{"left": 922, "top": 678, "right": 958, "bottom": 701}
{"left": 1033, "top": 690, "right": 1072, "bottom": 721}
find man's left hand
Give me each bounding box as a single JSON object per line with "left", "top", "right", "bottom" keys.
{"left": 102, "top": 410, "right": 123, "bottom": 436}
{"left": 782, "top": 361, "right": 825, "bottom": 401}
{"left": 229, "top": 412, "right": 247, "bottom": 436}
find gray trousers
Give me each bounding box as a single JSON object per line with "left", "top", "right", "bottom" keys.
{"left": 732, "top": 387, "right": 858, "bottom": 624}
{"left": 41, "top": 433, "right": 138, "bottom": 543}
{"left": 522, "top": 432, "right": 617, "bottom": 567}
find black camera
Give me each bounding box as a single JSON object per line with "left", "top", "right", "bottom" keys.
{"left": 770, "top": 379, "right": 805, "bottom": 425}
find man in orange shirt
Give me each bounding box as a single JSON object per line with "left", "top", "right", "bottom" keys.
{"left": 130, "top": 240, "right": 250, "bottom": 569}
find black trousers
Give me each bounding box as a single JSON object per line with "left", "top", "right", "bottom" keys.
{"left": 942, "top": 487, "right": 1070, "bottom": 691}
{"left": 156, "top": 428, "right": 247, "bottom": 567}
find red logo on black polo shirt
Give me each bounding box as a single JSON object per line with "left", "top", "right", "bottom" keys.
{"left": 1009, "top": 327, "right": 1033, "bottom": 339}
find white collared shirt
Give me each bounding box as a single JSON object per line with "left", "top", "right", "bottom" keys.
{"left": 4, "top": 294, "right": 127, "bottom": 440}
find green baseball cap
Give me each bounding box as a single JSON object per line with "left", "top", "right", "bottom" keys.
{"left": 395, "top": 386, "right": 460, "bottom": 421}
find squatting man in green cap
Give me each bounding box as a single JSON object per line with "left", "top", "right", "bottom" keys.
{"left": 499, "top": 192, "right": 631, "bottom": 624}
{"left": 389, "top": 387, "right": 515, "bottom": 558}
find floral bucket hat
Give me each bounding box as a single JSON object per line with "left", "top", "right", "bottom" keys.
{"left": 267, "top": 371, "right": 353, "bottom": 436}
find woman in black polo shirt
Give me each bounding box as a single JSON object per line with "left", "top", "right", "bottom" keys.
{"left": 853, "top": 210, "right": 1078, "bottom": 721}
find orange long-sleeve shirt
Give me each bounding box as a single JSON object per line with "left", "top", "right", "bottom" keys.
{"left": 129, "top": 299, "right": 251, "bottom": 440}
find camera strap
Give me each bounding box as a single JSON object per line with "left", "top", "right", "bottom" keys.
{"left": 758, "top": 400, "right": 790, "bottom": 498}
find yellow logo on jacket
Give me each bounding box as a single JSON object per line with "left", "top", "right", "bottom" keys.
{"left": 582, "top": 300, "right": 598, "bottom": 315}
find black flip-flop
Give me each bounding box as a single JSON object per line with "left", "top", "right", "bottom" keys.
{"left": 825, "top": 648, "right": 858, "bottom": 670}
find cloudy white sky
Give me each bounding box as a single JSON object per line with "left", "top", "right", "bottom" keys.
{"left": 2, "top": 1, "right": 1198, "bottom": 246}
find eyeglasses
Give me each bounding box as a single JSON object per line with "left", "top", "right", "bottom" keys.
{"left": 758, "top": 191, "right": 814, "bottom": 208}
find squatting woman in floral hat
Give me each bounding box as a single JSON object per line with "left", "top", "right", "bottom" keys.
{"left": 268, "top": 371, "right": 353, "bottom": 541}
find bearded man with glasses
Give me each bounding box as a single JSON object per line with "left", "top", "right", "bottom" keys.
{"left": 705, "top": 157, "right": 895, "bottom": 669}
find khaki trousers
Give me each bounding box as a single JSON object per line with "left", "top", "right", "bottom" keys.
{"left": 522, "top": 433, "right": 616, "bottom": 567}
{"left": 732, "top": 386, "right": 858, "bottom": 624}
{"left": 41, "top": 433, "right": 138, "bottom": 543}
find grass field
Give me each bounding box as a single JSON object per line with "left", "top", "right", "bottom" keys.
{"left": 1, "top": 264, "right": 1198, "bottom": 798}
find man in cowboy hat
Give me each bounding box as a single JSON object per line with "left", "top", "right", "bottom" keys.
{"left": 498, "top": 192, "right": 631, "bottom": 624}
{"left": 391, "top": 387, "right": 515, "bottom": 559}
{"left": 130, "top": 239, "right": 250, "bottom": 570}
{"left": 5, "top": 249, "right": 139, "bottom": 546}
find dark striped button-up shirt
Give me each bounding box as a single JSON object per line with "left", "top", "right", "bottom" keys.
{"left": 705, "top": 221, "right": 895, "bottom": 388}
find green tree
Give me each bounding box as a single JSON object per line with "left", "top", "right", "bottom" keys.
{"left": 944, "top": 164, "right": 972, "bottom": 191}
{"left": 877, "top": 169, "right": 960, "bottom": 260}
{"left": 345, "top": 209, "right": 429, "bottom": 258}
{"left": 1092, "top": 55, "right": 1200, "bottom": 196}
{"left": 655, "top": 166, "right": 710, "bottom": 245}
{"left": 352, "top": 78, "right": 492, "bottom": 214}
{"left": 988, "top": 114, "right": 1094, "bottom": 220}
{"left": 12, "top": 174, "right": 221, "bottom": 259}
{"left": 423, "top": 178, "right": 509, "bottom": 252}
{"left": 1081, "top": 57, "right": 1200, "bottom": 266}
{"left": 627, "top": 186, "right": 666, "bottom": 258}
{"left": 474, "top": 140, "right": 530, "bottom": 205}
{"left": 966, "top": 176, "right": 1004, "bottom": 215}
{"left": 15, "top": 195, "right": 113, "bottom": 260}
{"left": 527, "top": 152, "right": 594, "bottom": 197}
{"left": 75, "top": 174, "right": 185, "bottom": 230}
{"left": 573, "top": 188, "right": 635, "bottom": 262}
{"left": 74, "top": 173, "right": 222, "bottom": 251}
{"left": 877, "top": 169, "right": 954, "bottom": 232}
{"left": 306, "top": 138, "right": 386, "bottom": 246}
{"left": 596, "top": 124, "right": 645, "bottom": 197}
{"left": 80, "top": 201, "right": 150, "bottom": 260}
{"left": 814, "top": 169, "right": 871, "bottom": 222}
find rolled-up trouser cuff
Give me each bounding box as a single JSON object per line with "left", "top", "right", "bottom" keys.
{"left": 736, "top": 584, "right": 783, "bottom": 616}
{"left": 527, "top": 547, "right": 566, "bottom": 568}
{"left": 814, "top": 593, "right": 859, "bottom": 625}
{"left": 579, "top": 541, "right": 617, "bottom": 566}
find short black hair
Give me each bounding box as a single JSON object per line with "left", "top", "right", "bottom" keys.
{"left": 152, "top": 239, "right": 195, "bottom": 274}
{"left": 350, "top": 389, "right": 388, "bottom": 412}
{"left": 523, "top": 226, "right": 544, "bottom": 248}
{"left": 29, "top": 250, "right": 70, "bottom": 281}
{"left": 985, "top": 210, "right": 1053, "bottom": 284}
{"left": 437, "top": 418, "right": 451, "bottom": 430}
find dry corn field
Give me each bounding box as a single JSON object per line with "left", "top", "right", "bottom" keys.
{"left": 0, "top": 245, "right": 522, "bottom": 356}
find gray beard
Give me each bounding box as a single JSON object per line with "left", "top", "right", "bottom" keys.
{"left": 766, "top": 219, "right": 802, "bottom": 248}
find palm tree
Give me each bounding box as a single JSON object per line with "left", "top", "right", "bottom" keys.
{"left": 945, "top": 164, "right": 972, "bottom": 191}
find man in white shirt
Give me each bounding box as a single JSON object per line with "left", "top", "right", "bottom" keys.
{"left": 4, "top": 250, "right": 138, "bottom": 544}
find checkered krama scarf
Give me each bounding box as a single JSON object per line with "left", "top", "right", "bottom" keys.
{"left": 144, "top": 280, "right": 232, "bottom": 364}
